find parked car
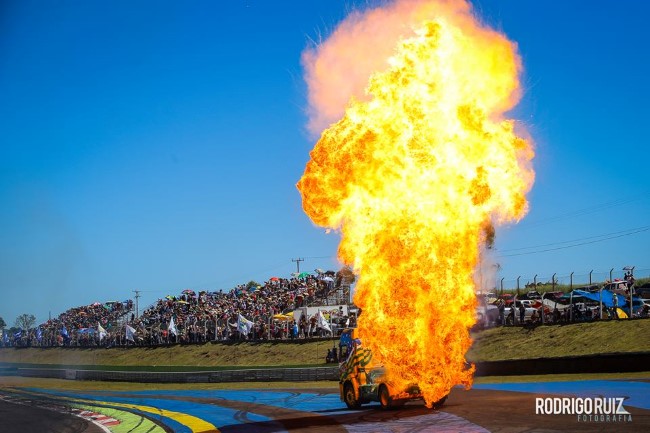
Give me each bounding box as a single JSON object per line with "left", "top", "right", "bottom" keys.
{"left": 526, "top": 291, "right": 542, "bottom": 300}
{"left": 504, "top": 301, "right": 538, "bottom": 324}
{"left": 602, "top": 280, "right": 630, "bottom": 295}
{"left": 475, "top": 304, "right": 499, "bottom": 326}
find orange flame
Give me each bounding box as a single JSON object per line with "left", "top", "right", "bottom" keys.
{"left": 298, "top": 0, "right": 534, "bottom": 406}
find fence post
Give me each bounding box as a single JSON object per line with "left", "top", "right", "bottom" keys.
{"left": 589, "top": 270, "right": 593, "bottom": 285}
{"left": 599, "top": 287, "right": 603, "bottom": 320}
{"left": 610, "top": 268, "right": 614, "bottom": 282}
{"left": 552, "top": 273, "right": 556, "bottom": 291}
{"left": 500, "top": 278, "right": 504, "bottom": 296}
{"left": 570, "top": 272, "right": 574, "bottom": 290}
{"left": 517, "top": 276, "right": 521, "bottom": 297}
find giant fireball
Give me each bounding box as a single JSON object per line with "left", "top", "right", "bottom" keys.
{"left": 297, "top": 0, "right": 534, "bottom": 406}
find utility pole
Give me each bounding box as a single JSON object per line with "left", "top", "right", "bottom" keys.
{"left": 292, "top": 257, "right": 304, "bottom": 274}
{"left": 132, "top": 290, "right": 140, "bottom": 319}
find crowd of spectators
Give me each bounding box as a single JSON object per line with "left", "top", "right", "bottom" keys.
{"left": 1, "top": 270, "right": 356, "bottom": 348}
{"left": 6, "top": 271, "right": 644, "bottom": 348}
{"left": 6, "top": 300, "right": 133, "bottom": 348}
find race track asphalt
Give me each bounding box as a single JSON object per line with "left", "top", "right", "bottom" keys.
{"left": 1, "top": 378, "right": 649, "bottom": 432}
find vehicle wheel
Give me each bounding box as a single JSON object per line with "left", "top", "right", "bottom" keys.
{"left": 379, "top": 385, "right": 393, "bottom": 410}
{"left": 429, "top": 394, "right": 448, "bottom": 409}
{"left": 344, "top": 382, "right": 361, "bottom": 409}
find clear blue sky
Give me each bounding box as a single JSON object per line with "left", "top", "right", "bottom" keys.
{"left": 1, "top": 1, "right": 648, "bottom": 326}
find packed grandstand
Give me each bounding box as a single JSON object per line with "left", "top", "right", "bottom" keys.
{"left": 1, "top": 269, "right": 648, "bottom": 348}
{"left": 2, "top": 268, "right": 357, "bottom": 348}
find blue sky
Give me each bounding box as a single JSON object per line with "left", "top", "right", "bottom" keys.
{"left": 1, "top": 1, "right": 648, "bottom": 325}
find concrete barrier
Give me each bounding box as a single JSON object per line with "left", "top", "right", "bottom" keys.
{"left": 474, "top": 351, "right": 650, "bottom": 376}
{"left": 16, "top": 366, "right": 341, "bottom": 383}
{"left": 11, "top": 351, "right": 650, "bottom": 383}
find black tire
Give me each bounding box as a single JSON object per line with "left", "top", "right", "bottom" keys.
{"left": 429, "top": 394, "right": 448, "bottom": 409}
{"left": 379, "top": 385, "right": 393, "bottom": 410}
{"left": 344, "top": 382, "right": 361, "bottom": 409}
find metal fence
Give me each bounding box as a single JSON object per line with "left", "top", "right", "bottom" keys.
{"left": 495, "top": 266, "right": 648, "bottom": 294}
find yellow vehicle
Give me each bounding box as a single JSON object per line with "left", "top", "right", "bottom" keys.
{"left": 338, "top": 328, "right": 448, "bottom": 410}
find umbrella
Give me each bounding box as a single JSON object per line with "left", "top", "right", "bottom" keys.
{"left": 314, "top": 268, "right": 324, "bottom": 274}
{"left": 323, "top": 276, "right": 334, "bottom": 282}
{"left": 270, "top": 277, "right": 280, "bottom": 281}
{"left": 298, "top": 272, "right": 310, "bottom": 279}
{"left": 273, "top": 313, "right": 294, "bottom": 321}
{"left": 182, "top": 289, "right": 195, "bottom": 296}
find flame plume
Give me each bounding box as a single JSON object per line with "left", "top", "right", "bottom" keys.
{"left": 298, "top": 0, "right": 534, "bottom": 406}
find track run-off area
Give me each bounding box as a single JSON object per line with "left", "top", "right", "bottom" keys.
{"left": 1, "top": 375, "right": 650, "bottom": 432}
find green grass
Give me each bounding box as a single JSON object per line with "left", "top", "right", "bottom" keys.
{"left": 0, "top": 339, "right": 338, "bottom": 369}
{"left": 467, "top": 318, "right": 650, "bottom": 361}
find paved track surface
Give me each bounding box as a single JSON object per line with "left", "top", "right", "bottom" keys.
{"left": 1, "top": 379, "right": 649, "bottom": 432}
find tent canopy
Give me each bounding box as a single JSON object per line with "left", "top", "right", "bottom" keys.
{"left": 570, "top": 289, "right": 640, "bottom": 308}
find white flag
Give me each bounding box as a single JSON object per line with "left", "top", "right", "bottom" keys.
{"left": 125, "top": 324, "right": 136, "bottom": 342}
{"left": 318, "top": 311, "right": 331, "bottom": 332}
{"left": 168, "top": 316, "right": 178, "bottom": 336}
{"left": 237, "top": 314, "right": 254, "bottom": 335}
{"left": 97, "top": 323, "right": 107, "bottom": 342}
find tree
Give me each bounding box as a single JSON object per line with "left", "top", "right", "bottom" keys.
{"left": 0, "top": 316, "right": 6, "bottom": 329}
{"left": 246, "top": 280, "right": 260, "bottom": 290}
{"left": 14, "top": 313, "right": 36, "bottom": 330}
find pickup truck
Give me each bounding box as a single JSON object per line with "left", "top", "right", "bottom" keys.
{"left": 338, "top": 328, "right": 448, "bottom": 410}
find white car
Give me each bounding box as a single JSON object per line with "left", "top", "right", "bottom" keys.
{"left": 503, "top": 302, "right": 538, "bottom": 324}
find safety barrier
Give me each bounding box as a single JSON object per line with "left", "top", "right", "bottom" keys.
{"left": 16, "top": 366, "right": 340, "bottom": 383}
{"left": 10, "top": 351, "right": 650, "bottom": 383}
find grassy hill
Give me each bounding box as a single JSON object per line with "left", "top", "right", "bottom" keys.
{"left": 467, "top": 318, "right": 650, "bottom": 361}
{"left": 1, "top": 319, "right": 649, "bottom": 369}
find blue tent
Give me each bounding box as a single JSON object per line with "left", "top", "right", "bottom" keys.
{"left": 571, "top": 289, "right": 641, "bottom": 309}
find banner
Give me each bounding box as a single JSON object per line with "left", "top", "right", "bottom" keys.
{"left": 318, "top": 310, "right": 332, "bottom": 332}
{"left": 237, "top": 314, "right": 254, "bottom": 335}
{"left": 125, "top": 324, "right": 136, "bottom": 342}
{"left": 98, "top": 323, "right": 107, "bottom": 342}
{"left": 168, "top": 316, "right": 178, "bottom": 336}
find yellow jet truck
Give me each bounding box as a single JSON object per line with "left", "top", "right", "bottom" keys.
{"left": 338, "top": 328, "right": 448, "bottom": 410}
